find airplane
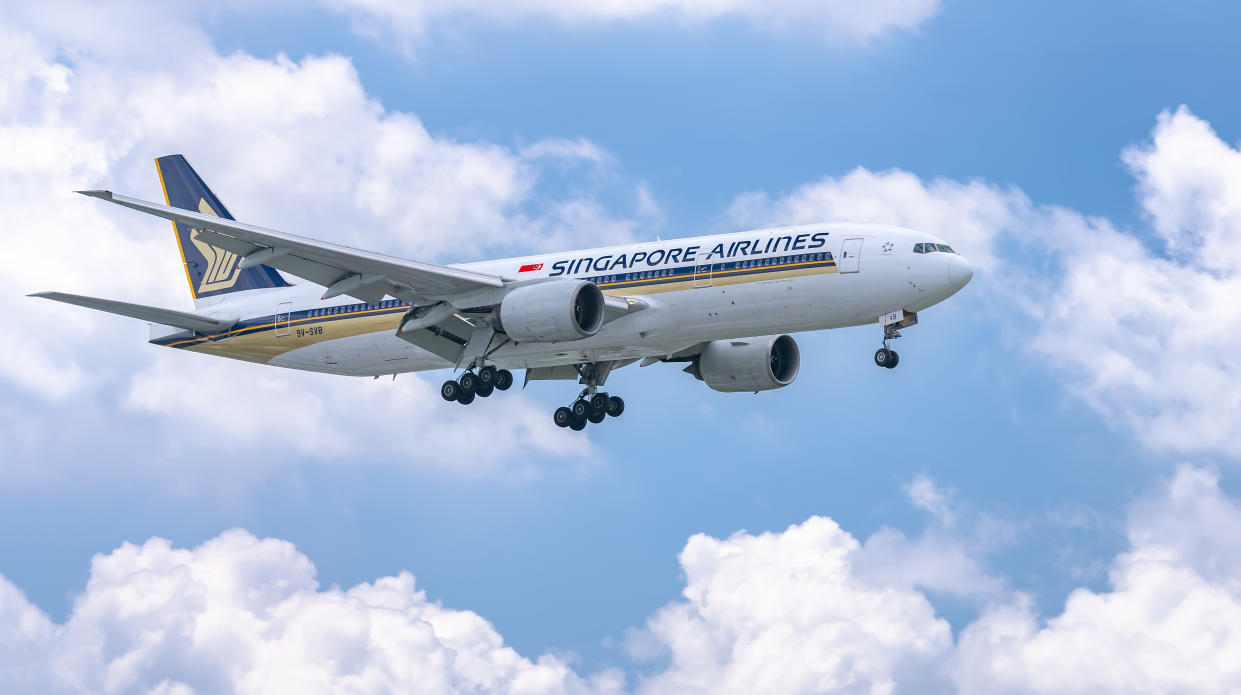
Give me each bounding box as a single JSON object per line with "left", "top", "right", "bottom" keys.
{"left": 33, "top": 155, "right": 973, "bottom": 431}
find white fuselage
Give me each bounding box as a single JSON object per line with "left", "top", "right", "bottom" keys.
{"left": 155, "top": 222, "right": 972, "bottom": 376}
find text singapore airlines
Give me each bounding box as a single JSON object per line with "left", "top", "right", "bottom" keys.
{"left": 34, "top": 155, "right": 973, "bottom": 431}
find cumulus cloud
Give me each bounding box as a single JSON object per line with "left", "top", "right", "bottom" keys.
{"left": 0, "top": 530, "right": 625, "bottom": 694}
{"left": 632, "top": 517, "right": 956, "bottom": 694}
{"left": 0, "top": 2, "right": 648, "bottom": 486}
{"left": 323, "top": 0, "right": 941, "bottom": 51}
{"left": 7, "top": 467, "right": 1239, "bottom": 693}
{"left": 952, "top": 465, "right": 1241, "bottom": 694}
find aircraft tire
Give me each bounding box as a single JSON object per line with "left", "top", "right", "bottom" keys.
{"left": 568, "top": 417, "right": 587, "bottom": 431}
{"left": 476, "top": 382, "right": 495, "bottom": 398}
{"left": 494, "top": 369, "right": 514, "bottom": 391}
{"left": 886, "top": 351, "right": 899, "bottom": 369}
{"left": 588, "top": 410, "right": 606, "bottom": 424}
{"left": 440, "top": 380, "right": 460, "bottom": 402}
{"left": 478, "top": 365, "right": 497, "bottom": 386}
{"left": 606, "top": 396, "right": 625, "bottom": 417}
{"left": 874, "top": 348, "right": 894, "bottom": 368}
{"left": 459, "top": 372, "right": 479, "bottom": 393}
{"left": 456, "top": 390, "right": 476, "bottom": 405}
{"left": 553, "top": 407, "right": 573, "bottom": 427}
{"left": 589, "top": 392, "right": 609, "bottom": 414}
{"left": 571, "top": 399, "right": 590, "bottom": 418}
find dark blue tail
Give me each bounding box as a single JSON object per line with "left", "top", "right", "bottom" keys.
{"left": 155, "top": 155, "right": 289, "bottom": 303}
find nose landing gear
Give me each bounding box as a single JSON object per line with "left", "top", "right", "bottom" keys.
{"left": 875, "top": 324, "right": 901, "bottom": 369}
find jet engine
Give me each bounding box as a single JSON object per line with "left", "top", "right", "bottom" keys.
{"left": 691, "top": 334, "right": 800, "bottom": 393}
{"left": 496, "top": 280, "right": 605, "bottom": 343}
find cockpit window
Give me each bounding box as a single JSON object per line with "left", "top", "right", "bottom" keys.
{"left": 915, "top": 242, "right": 956, "bottom": 254}
{"left": 937, "top": 244, "right": 955, "bottom": 254}
{"left": 913, "top": 243, "right": 926, "bottom": 253}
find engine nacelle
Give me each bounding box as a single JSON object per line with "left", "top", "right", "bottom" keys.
{"left": 497, "top": 280, "right": 605, "bottom": 343}
{"left": 693, "top": 334, "right": 800, "bottom": 393}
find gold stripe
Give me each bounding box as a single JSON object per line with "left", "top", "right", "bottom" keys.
{"left": 155, "top": 158, "right": 198, "bottom": 299}
{"left": 185, "top": 309, "right": 404, "bottom": 362}
{"left": 168, "top": 305, "right": 405, "bottom": 348}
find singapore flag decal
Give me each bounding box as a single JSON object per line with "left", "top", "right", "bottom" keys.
{"left": 518, "top": 263, "right": 543, "bottom": 272}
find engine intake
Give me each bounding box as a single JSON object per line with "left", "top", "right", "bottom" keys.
{"left": 497, "top": 280, "right": 605, "bottom": 343}
{"left": 693, "top": 334, "right": 800, "bottom": 393}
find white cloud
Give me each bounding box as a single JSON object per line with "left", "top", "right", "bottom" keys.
{"left": 952, "top": 465, "right": 1241, "bottom": 694}
{"left": 5, "top": 467, "right": 1241, "bottom": 692}
{"left": 1124, "top": 106, "right": 1241, "bottom": 274}
{"left": 323, "top": 0, "right": 941, "bottom": 51}
{"left": 630, "top": 517, "right": 959, "bottom": 694}
{"left": 521, "top": 138, "right": 613, "bottom": 166}
{"left": 1028, "top": 108, "right": 1241, "bottom": 459}
{"left": 0, "top": 3, "right": 642, "bottom": 486}
{"left": 905, "top": 474, "right": 954, "bottom": 526}
{"left": 0, "top": 529, "right": 625, "bottom": 695}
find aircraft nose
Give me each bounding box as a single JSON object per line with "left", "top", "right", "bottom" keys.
{"left": 947, "top": 254, "right": 974, "bottom": 291}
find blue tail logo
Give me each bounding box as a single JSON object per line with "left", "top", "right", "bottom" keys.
{"left": 155, "top": 155, "right": 290, "bottom": 301}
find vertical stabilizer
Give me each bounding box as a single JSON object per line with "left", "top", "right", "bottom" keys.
{"left": 155, "top": 155, "right": 289, "bottom": 305}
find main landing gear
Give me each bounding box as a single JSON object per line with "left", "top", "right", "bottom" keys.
{"left": 553, "top": 389, "right": 624, "bottom": 431}
{"left": 551, "top": 361, "right": 624, "bottom": 430}
{"left": 874, "top": 324, "right": 901, "bottom": 369}
{"left": 440, "top": 365, "right": 515, "bottom": 405}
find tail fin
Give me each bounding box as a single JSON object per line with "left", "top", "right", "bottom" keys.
{"left": 155, "top": 154, "right": 290, "bottom": 304}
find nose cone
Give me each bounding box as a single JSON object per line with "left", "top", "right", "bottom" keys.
{"left": 947, "top": 254, "right": 974, "bottom": 291}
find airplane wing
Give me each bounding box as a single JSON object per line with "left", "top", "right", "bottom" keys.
{"left": 30, "top": 292, "right": 237, "bottom": 333}
{"left": 78, "top": 190, "right": 503, "bottom": 306}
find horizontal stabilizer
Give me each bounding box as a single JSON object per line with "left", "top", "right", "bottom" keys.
{"left": 30, "top": 292, "right": 237, "bottom": 333}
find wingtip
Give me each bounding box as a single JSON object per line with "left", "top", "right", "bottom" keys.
{"left": 75, "top": 189, "right": 112, "bottom": 199}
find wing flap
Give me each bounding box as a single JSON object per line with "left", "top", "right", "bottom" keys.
{"left": 30, "top": 292, "right": 236, "bottom": 333}
{"left": 396, "top": 314, "right": 473, "bottom": 363}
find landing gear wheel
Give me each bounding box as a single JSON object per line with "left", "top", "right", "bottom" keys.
{"left": 587, "top": 410, "right": 606, "bottom": 424}
{"left": 886, "top": 351, "right": 899, "bottom": 369}
{"left": 475, "top": 382, "right": 495, "bottom": 398}
{"left": 589, "top": 392, "right": 609, "bottom": 415}
{"left": 478, "top": 365, "right": 497, "bottom": 387}
{"left": 874, "top": 348, "right": 896, "bottom": 369}
{"left": 571, "top": 399, "right": 590, "bottom": 419}
{"left": 553, "top": 407, "right": 573, "bottom": 428}
{"left": 440, "top": 380, "right": 460, "bottom": 402}
{"left": 606, "top": 396, "right": 625, "bottom": 417}
{"left": 494, "top": 369, "right": 514, "bottom": 391}
{"left": 456, "top": 390, "right": 475, "bottom": 405}
{"left": 568, "top": 417, "right": 587, "bottom": 431}
{"left": 458, "top": 371, "right": 479, "bottom": 393}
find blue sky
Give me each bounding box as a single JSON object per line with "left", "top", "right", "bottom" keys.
{"left": 4, "top": 1, "right": 1241, "bottom": 692}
